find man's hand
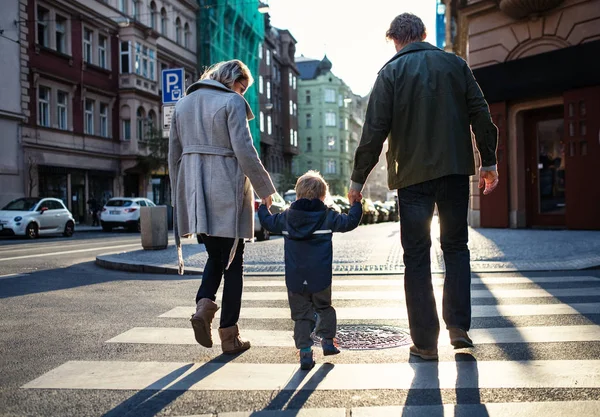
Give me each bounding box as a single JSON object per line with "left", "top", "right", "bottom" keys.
{"left": 262, "top": 195, "right": 273, "bottom": 209}
{"left": 479, "top": 169, "right": 499, "bottom": 195}
{"left": 348, "top": 189, "right": 363, "bottom": 205}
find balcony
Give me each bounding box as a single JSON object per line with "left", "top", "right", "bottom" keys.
{"left": 283, "top": 143, "right": 300, "bottom": 156}
{"left": 498, "top": 0, "right": 564, "bottom": 19}
{"left": 119, "top": 73, "right": 159, "bottom": 96}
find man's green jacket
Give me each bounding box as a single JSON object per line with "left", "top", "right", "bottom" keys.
{"left": 351, "top": 42, "right": 498, "bottom": 191}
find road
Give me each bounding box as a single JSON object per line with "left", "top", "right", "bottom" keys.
{"left": 0, "top": 226, "right": 599, "bottom": 416}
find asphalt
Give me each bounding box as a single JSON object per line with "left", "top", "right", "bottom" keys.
{"left": 95, "top": 220, "right": 600, "bottom": 275}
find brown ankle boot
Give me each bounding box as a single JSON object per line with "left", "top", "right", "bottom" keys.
{"left": 190, "top": 298, "right": 219, "bottom": 348}
{"left": 218, "top": 324, "right": 251, "bottom": 354}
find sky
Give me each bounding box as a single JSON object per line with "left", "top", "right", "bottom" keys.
{"left": 267, "top": 0, "right": 438, "bottom": 97}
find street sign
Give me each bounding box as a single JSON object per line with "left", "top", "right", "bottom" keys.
{"left": 163, "top": 105, "right": 175, "bottom": 137}
{"left": 161, "top": 68, "right": 184, "bottom": 104}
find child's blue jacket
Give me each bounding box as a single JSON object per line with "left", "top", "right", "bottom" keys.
{"left": 258, "top": 198, "right": 362, "bottom": 293}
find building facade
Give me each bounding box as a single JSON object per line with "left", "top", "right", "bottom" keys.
{"left": 197, "top": 0, "right": 264, "bottom": 152}
{"left": 451, "top": 0, "right": 600, "bottom": 230}
{"left": 0, "top": 0, "right": 26, "bottom": 208}
{"left": 296, "top": 55, "right": 356, "bottom": 196}
{"left": 13, "top": 0, "right": 196, "bottom": 223}
{"left": 257, "top": 14, "right": 299, "bottom": 192}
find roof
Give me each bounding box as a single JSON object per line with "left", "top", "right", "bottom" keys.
{"left": 296, "top": 59, "right": 321, "bottom": 80}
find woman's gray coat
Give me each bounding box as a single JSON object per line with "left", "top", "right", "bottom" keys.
{"left": 168, "top": 80, "right": 275, "bottom": 272}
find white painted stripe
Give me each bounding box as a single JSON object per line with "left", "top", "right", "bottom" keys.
{"left": 106, "top": 325, "right": 600, "bottom": 347}
{"left": 22, "top": 360, "right": 600, "bottom": 390}
{"left": 0, "top": 243, "right": 140, "bottom": 261}
{"left": 170, "top": 409, "right": 346, "bottom": 417}
{"left": 160, "top": 303, "right": 600, "bottom": 320}
{"left": 215, "top": 288, "right": 600, "bottom": 301}
{"left": 0, "top": 273, "right": 27, "bottom": 280}
{"left": 0, "top": 239, "right": 141, "bottom": 254}
{"left": 352, "top": 402, "right": 600, "bottom": 417}
{"left": 242, "top": 276, "right": 600, "bottom": 287}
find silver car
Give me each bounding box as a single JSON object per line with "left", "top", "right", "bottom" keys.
{"left": 0, "top": 197, "right": 75, "bottom": 239}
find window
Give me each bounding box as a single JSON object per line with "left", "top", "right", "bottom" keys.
{"left": 306, "top": 113, "right": 312, "bottom": 128}
{"left": 149, "top": 49, "right": 155, "bottom": 80}
{"left": 290, "top": 129, "right": 294, "bottom": 145}
{"left": 338, "top": 94, "right": 343, "bottom": 107}
{"left": 100, "top": 103, "right": 109, "bottom": 137}
{"left": 306, "top": 137, "right": 312, "bottom": 152}
{"left": 160, "top": 8, "right": 167, "bottom": 35}
{"left": 288, "top": 72, "right": 292, "bottom": 87}
{"left": 147, "top": 110, "right": 156, "bottom": 136}
{"left": 57, "top": 90, "right": 68, "bottom": 130}
{"left": 259, "top": 76, "right": 263, "bottom": 94}
{"left": 325, "top": 112, "right": 336, "bottom": 126}
{"left": 294, "top": 130, "right": 298, "bottom": 147}
{"left": 137, "top": 107, "right": 145, "bottom": 140}
{"left": 306, "top": 90, "right": 311, "bottom": 104}
{"left": 325, "top": 89, "right": 335, "bottom": 103}
{"left": 55, "top": 15, "right": 66, "bottom": 53}
{"left": 267, "top": 115, "right": 272, "bottom": 135}
{"left": 327, "top": 136, "right": 336, "bottom": 150}
{"left": 344, "top": 118, "right": 349, "bottom": 131}
{"left": 175, "top": 18, "right": 181, "bottom": 44}
{"left": 38, "top": 86, "right": 50, "bottom": 127}
{"left": 259, "top": 112, "right": 264, "bottom": 132}
{"left": 266, "top": 81, "right": 271, "bottom": 99}
{"left": 326, "top": 159, "right": 336, "bottom": 174}
{"left": 258, "top": 43, "right": 263, "bottom": 59}
{"left": 184, "top": 23, "right": 190, "bottom": 48}
{"left": 149, "top": 2, "right": 157, "bottom": 30}
{"left": 120, "top": 41, "right": 131, "bottom": 73}
{"left": 293, "top": 103, "right": 297, "bottom": 116}
{"left": 119, "top": 0, "right": 127, "bottom": 14}
{"left": 85, "top": 99, "right": 94, "bottom": 135}
{"left": 133, "top": 42, "right": 156, "bottom": 80}
{"left": 345, "top": 139, "right": 349, "bottom": 153}
{"left": 122, "top": 119, "right": 131, "bottom": 140}
{"left": 266, "top": 49, "right": 271, "bottom": 65}
{"left": 293, "top": 76, "right": 297, "bottom": 90}
{"left": 37, "top": 6, "right": 49, "bottom": 47}
{"left": 289, "top": 100, "right": 293, "bottom": 116}
{"left": 133, "top": 0, "right": 140, "bottom": 20}
{"left": 83, "top": 28, "right": 93, "bottom": 64}
{"left": 98, "top": 35, "right": 107, "bottom": 69}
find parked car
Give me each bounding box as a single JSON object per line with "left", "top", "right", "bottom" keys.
{"left": 374, "top": 202, "right": 390, "bottom": 222}
{"left": 361, "top": 198, "right": 378, "bottom": 224}
{"left": 99, "top": 197, "right": 156, "bottom": 232}
{"left": 0, "top": 197, "right": 75, "bottom": 239}
{"left": 332, "top": 195, "right": 351, "bottom": 214}
{"left": 283, "top": 190, "right": 296, "bottom": 204}
{"left": 383, "top": 200, "right": 399, "bottom": 222}
{"left": 254, "top": 192, "right": 287, "bottom": 241}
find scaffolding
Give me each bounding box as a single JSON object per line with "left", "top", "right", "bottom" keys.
{"left": 197, "top": 0, "right": 264, "bottom": 153}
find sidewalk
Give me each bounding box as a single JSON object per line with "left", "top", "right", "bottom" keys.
{"left": 76, "top": 224, "right": 103, "bottom": 232}
{"left": 95, "top": 221, "right": 600, "bottom": 275}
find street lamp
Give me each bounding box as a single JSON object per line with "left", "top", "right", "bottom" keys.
{"left": 258, "top": 1, "right": 270, "bottom": 13}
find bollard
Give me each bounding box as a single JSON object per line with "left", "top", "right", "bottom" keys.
{"left": 140, "top": 206, "right": 168, "bottom": 250}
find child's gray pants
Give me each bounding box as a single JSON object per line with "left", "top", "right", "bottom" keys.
{"left": 287, "top": 285, "right": 337, "bottom": 349}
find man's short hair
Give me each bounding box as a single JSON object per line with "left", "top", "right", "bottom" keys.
{"left": 386, "top": 13, "right": 426, "bottom": 45}
{"left": 295, "top": 170, "right": 328, "bottom": 200}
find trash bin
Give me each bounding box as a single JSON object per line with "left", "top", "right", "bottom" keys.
{"left": 140, "top": 205, "right": 168, "bottom": 250}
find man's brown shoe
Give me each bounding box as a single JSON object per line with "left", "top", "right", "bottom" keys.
{"left": 190, "top": 298, "right": 219, "bottom": 348}
{"left": 449, "top": 328, "right": 474, "bottom": 348}
{"left": 409, "top": 345, "right": 439, "bottom": 361}
{"left": 218, "top": 324, "right": 251, "bottom": 354}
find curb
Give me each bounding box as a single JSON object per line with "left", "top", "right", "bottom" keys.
{"left": 95, "top": 254, "right": 600, "bottom": 276}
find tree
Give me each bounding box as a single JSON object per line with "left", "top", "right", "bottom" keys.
{"left": 137, "top": 128, "right": 170, "bottom": 204}
{"left": 27, "top": 156, "right": 38, "bottom": 197}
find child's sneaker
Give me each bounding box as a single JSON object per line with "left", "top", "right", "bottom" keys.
{"left": 299, "top": 349, "right": 315, "bottom": 370}
{"left": 321, "top": 338, "right": 340, "bottom": 356}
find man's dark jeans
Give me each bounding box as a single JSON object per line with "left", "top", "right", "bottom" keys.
{"left": 398, "top": 174, "right": 471, "bottom": 349}
{"left": 196, "top": 235, "right": 245, "bottom": 329}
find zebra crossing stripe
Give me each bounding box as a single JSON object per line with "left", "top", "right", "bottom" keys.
{"left": 159, "top": 303, "right": 600, "bottom": 320}
{"left": 106, "top": 325, "right": 600, "bottom": 347}
{"left": 172, "top": 409, "right": 346, "bottom": 417}
{"left": 241, "top": 276, "right": 600, "bottom": 287}
{"left": 351, "top": 401, "right": 600, "bottom": 417}
{"left": 222, "top": 288, "right": 600, "bottom": 300}
{"left": 22, "top": 360, "right": 600, "bottom": 390}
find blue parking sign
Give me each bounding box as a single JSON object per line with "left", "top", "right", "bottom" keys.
{"left": 162, "top": 68, "right": 185, "bottom": 104}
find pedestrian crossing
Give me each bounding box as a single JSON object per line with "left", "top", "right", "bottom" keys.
{"left": 22, "top": 273, "right": 600, "bottom": 416}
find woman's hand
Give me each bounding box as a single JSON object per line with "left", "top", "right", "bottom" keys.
{"left": 262, "top": 195, "right": 273, "bottom": 209}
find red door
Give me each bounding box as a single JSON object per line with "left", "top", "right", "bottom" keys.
{"left": 564, "top": 87, "right": 600, "bottom": 230}
{"left": 480, "top": 102, "right": 509, "bottom": 228}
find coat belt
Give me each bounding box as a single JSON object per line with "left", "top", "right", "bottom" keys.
{"left": 181, "top": 145, "right": 235, "bottom": 157}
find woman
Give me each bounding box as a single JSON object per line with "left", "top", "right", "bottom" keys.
{"left": 168, "top": 60, "right": 275, "bottom": 354}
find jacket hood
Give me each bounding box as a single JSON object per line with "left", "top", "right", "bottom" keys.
{"left": 184, "top": 79, "right": 254, "bottom": 120}
{"left": 378, "top": 41, "right": 441, "bottom": 73}
{"left": 285, "top": 198, "right": 328, "bottom": 240}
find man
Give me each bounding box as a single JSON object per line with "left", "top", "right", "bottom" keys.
{"left": 87, "top": 195, "right": 99, "bottom": 226}
{"left": 349, "top": 13, "right": 499, "bottom": 360}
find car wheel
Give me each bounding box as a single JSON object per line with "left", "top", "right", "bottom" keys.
{"left": 63, "top": 221, "right": 74, "bottom": 237}
{"left": 101, "top": 222, "right": 112, "bottom": 232}
{"left": 255, "top": 227, "right": 270, "bottom": 242}
{"left": 25, "top": 223, "right": 38, "bottom": 239}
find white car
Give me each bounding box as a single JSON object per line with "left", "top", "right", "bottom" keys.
{"left": 0, "top": 197, "right": 75, "bottom": 239}
{"left": 99, "top": 197, "right": 156, "bottom": 232}
{"left": 254, "top": 192, "right": 287, "bottom": 241}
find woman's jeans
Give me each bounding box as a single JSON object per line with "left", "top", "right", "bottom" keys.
{"left": 196, "top": 235, "right": 245, "bottom": 329}
{"left": 398, "top": 175, "right": 471, "bottom": 349}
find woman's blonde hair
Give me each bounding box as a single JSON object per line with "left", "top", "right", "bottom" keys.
{"left": 295, "top": 170, "right": 329, "bottom": 200}
{"left": 200, "top": 59, "right": 254, "bottom": 90}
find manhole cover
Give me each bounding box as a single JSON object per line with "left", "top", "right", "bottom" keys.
{"left": 311, "top": 325, "right": 411, "bottom": 350}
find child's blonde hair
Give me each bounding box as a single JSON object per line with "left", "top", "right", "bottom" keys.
{"left": 295, "top": 170, "right": 328, "bottom": 200}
